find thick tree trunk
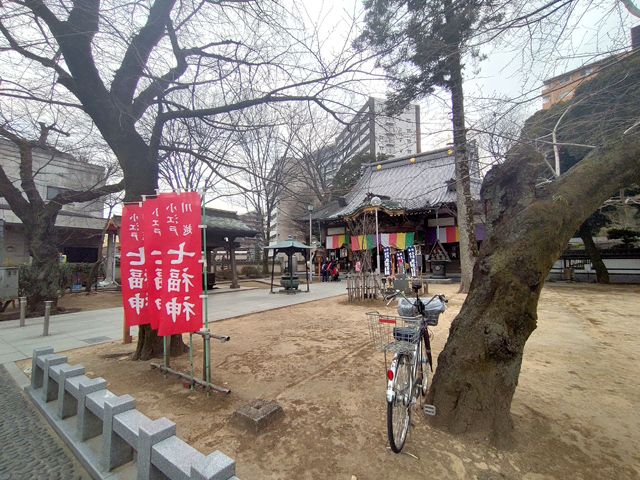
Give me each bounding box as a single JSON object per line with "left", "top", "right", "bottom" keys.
{"left": 449, "top": 50, "right": 478, "bottom": 293}
{"left": 24, "top": 217, "right": 61, "bottom": 313}
{"left": 427, "top": 138, "right": 640, "bottom": 445}
{"left": 85, "top": 259, "right": 102, "bottom": 293}
{"left": 262, "top": 225, "right": 270, "bottom": 274}
{"left": 579, "top": 229, "right": 609, "bottom": 283}
{"left": 122, "top": 143, "right": 188, "bottom": 361}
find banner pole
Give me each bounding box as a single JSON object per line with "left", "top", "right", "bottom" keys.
{"left": 163, "top": 335, "right": 167, "bottom": 373}
{"left": 189, "top": 333, "right": 194, "bottom": 389}
{"left": 201, "top": 191, "right": 211, "bottom": 389}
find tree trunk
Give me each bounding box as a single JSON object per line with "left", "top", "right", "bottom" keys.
{"left": 579, "top": 229, "right": 609, "bottom": 283}
{"left": 448, "top": 49, "right": 478, "bottom": 293}
{"left": 24, "top": 217, "right": 61, "bottom": 313}
{"left": 122, "top": 145, "right": 188, "bottom": 361}
{"left": 427, "top": 138, "right": 640, "bottom": 445}
{"left": 85, "top": 259, "right": 103, "bottom": 293}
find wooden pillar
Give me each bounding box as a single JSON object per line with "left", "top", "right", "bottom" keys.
{"left": 229, "top": 246, "right": 240, "bottom": 289}
{"left": 270, "top": 250, "right": 276, "bottom": 293}
{"left": 105, "top": 232, "right": 116, "bottom": 283}
{"left": 122, "top": 317, "right": 132, "bottom": 344}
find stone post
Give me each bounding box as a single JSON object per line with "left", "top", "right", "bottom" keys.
{"left": 19, "top": 296, "right": 26, "bottom": 327}
{"left": 105, "top": 231, "right": 116, "bottom": 284}
{"left": 229, "top": 246, "right": 239, "bottom": 289}
{"left": 43, "top": 300, "right": 52, "bottom": 336}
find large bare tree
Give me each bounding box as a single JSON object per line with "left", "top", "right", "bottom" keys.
{"left": 0, "top": 122, "right": 122, "bottom": 310}
{"left": 231, "top": 107, "right": 297, "bottom": 270}
{"left": 357, "top": 0, "right": 504, "bottom": 292}
{"left": 427, "top": 50, "right": 640, "bottom": 445}
{"left": 0, "top": 0, "right": 369, "bottom": 359}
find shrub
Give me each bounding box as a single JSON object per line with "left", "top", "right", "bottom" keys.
{"left": 18, "top": 262, "right": 102, "bottom": 297}
{"left": 607, "top": 228, "right": 640, "bottom": 248}
{"left": 240, "top": 265, "right": 260, "bottom": 278}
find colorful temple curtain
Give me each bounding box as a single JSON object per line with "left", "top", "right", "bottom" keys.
{"left": 349, "top": 232, "right": 416, "bottom": 251}
{"left": 426, "top": 225, "right": 486, "bottom": 244}
{"left": 325, "top": 234, "right": 347, "bottom": 249}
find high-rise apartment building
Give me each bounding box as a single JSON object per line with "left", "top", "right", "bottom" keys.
{"left": 331, "top": 97, "right": 421, "bottom": 176}
{"left": 268, "top": 96, "right": 422, "bottom": 244}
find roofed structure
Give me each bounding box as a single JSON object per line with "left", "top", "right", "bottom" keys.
{"left": 321, "top": 145, "right": 481, "bottom": 220}
{"left": 203, "top": 207, "right": 258, "bottom": 247}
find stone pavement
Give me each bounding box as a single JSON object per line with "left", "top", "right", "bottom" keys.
{"left": 0, "top": 364, "right": 89, "bottom": 480}
{"left": 0, "top": 281, "right": 346, "bottom": 364}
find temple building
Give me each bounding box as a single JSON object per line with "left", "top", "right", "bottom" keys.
{"left": 311, "top": 145, "right": 485, "bottom": 278}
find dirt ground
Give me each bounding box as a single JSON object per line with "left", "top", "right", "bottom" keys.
{"left": 21, "top": 283, "right": 640, "bottom": 479}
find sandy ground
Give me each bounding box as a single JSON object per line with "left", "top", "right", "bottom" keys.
{"left": 20, "top": 283, "right": 640, "bottom": 479}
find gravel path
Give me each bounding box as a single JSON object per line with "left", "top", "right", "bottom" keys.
{"left": 0, "top": 364, "right": 89, "bottom": 480}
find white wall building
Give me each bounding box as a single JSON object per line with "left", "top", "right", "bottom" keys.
{"left": 0, "top": 138, "right": 109, "bottom": 264}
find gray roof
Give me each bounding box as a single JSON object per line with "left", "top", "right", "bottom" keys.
{"left": 326, "top": 146, "right": 482, "bottom": 219}
{"left": 264, "top": 239, "right": 312, "bottom": 251}
{"left": 204, "top": 208, "right": 258, "bottom": 236}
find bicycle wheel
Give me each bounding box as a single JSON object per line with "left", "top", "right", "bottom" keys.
{"left": 387, "top": 353, "right": 412, "bottom": 453}
{"left": 417, "top": 334, "right": 429, "bottom": 397}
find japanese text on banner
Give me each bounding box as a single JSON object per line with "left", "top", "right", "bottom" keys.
{"left": 383, "top": 246, "right": 391, "bottom": 276}
{"left": 396, "top": 251, "right": 406, "bottom": 275}
{"left": 407, "top": 246, "right": 418, "bottom": 277}
{"left": 157, "top": 192, "right": 204, "bottom": 336}
{"left": 142, "top": 198, "right": 163, "bottom": 329}
{"left": 121, "top": 204, "right": 150, "bottom": 326}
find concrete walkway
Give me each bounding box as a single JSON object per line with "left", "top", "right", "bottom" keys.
{"left": 0, "top": 364, "right": 90, "bottom": 479}
{"left": 0, "top": 281, "right": 346, "bottom": 364}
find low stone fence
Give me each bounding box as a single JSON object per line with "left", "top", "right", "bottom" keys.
{"left": 27, "top": 347, "right": 239, "bottom": 480}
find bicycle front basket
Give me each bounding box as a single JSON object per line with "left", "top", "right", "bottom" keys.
{"left": 366, "top": 312, "right": 421, "bottom": 351}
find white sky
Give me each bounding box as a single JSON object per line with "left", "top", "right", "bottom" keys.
{"left": 206, "top": 0, "right": 640, "bottom": 211}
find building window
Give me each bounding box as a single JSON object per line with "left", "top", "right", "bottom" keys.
{"left": 559, "top": 91, "right": 572, "bottom": 101}
{"left": 46, "top": 186, "right": 71, "bottom": 200}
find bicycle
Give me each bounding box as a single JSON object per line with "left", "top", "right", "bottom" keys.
{"left": 367, "top": 281, "right": 447, "bottom": 453}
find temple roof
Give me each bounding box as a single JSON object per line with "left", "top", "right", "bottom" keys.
{"left": 203, "top": 207, "right": 258, "bottom": 236}
{"left": 322, "top": 145, "right": 482, "bottom": 220}
{"left": 264, "top": 238, "right": 312, "bottom": 252}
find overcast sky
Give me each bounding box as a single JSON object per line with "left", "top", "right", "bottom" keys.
{"left": 212, "top": 0, "right": 640, "bottom": 210}
{"left": 305, "top": 0, "right": 638, "bottom": 146}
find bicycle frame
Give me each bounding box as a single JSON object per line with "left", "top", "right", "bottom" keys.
{"left": 382, "top": 288, "right": 445, "bottom": 452}
{"left": 386, "top": 323, "right": 429, "bottom": 404}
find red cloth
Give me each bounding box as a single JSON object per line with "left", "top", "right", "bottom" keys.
{"left": 156, "top": 192, "right": 204, "bottom": 336}
{"left": 121, "top": 204, "right": 150, "bottom": 327}
{"left": 142, "top": 198, "right": 162, "bottom": 329}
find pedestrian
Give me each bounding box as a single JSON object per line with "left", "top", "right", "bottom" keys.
{"left": 321, "top": 260, "right": 328, "bottom": 282}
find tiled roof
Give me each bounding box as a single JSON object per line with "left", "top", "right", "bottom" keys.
{"left": 204, "top": 208, "right": 258, "bottom": 236}
{"left": 112, "top": 207, "right": 258, "bottom": 236}
{"left": 326, "top": 146, "right": 482, "bottom": 219}
{"left": 264, "top": 238, "right": 312, "bottom": 251}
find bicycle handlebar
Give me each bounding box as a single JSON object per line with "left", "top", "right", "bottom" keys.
{"left": 384, "top": 289, "right": 448, "bottom": 307}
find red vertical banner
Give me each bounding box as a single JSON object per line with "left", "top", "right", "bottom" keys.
{"left": 141, "top": 198, "right": 163, "bottom": 329}
{"left": 121, "top": 204, "right": 150, "bottom": 326}
{"left": 157, "top": 192, "right": 204, "bottom": 336}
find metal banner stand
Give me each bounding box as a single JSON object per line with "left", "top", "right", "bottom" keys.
{"left": 150, "top": 190, "right": 230, "bottom": 394}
